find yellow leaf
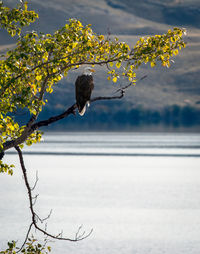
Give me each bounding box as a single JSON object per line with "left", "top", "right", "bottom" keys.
{"left": 107, "top": 76, "right": 111, "bottom": 81}
{"left": 150, "top": 62, "right": 156, "bottom": 68}
{"left": 72, "top": 42, "right": 78, "bottom": 48}
{"left": 7, "top": 123, "right": 11, "bottom": 128}
{"left": 43, "top": 52, "right": 48, "bottom": 61}
{"left": 77, "top": 21, "right": 83, "bottom": 27}
{"left": 173, "top": 49, "right": 179, "bottom": 56}
{"left": 7, "top": 123, "right": 14, "bottom": 131}
{"left": 113, "top": 77, "right": 117, "bottom": 83}
{"left": 98, "top": 35, "right": 104, "bottom": 41}
{"left": 36, "top": 75, "right": 42, "bottom": 81}
{"left": 144, "top": 57, "right": 148, "bottom": 64}
{"left": 160, "top": 55, "right": 164, "bottom": 61}
{"left": 46, "top": 87, "right": 53, "bottom": 93}
{"left": 140, "top": 37, "right": 145, "bottom": 43}
{"left": 116, "top": 62, "right": 121, "bottom": 69}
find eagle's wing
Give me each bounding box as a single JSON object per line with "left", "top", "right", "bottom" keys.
{"left": 75, "top": 75, "right": 94, "bottom": 115}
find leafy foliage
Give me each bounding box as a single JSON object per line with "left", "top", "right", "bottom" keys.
{"left": 0, "top": 0, "right": 38, "bottom": 37}
{"left": 0, "top": 1, "right": 186, "bottom": 174}
{"left": 0, "top": 236, "right": 51, "bottom": 254}
{"left": 0, "top": 160, "right": 14, "bottom": 175}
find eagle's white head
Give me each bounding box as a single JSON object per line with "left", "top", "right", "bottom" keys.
{"left": 83, "top": 67, "right": 95, "bottom": 76}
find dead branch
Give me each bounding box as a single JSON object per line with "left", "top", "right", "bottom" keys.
{"left": 14, "top": 145, "right": 93, "bottom": 251}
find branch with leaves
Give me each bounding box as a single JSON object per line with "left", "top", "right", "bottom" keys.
{"left": 2, "top": 73, "right": 146, "bottom": 154}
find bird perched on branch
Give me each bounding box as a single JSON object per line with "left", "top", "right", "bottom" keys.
{"left": 75, "top": 67, "right": 95, "bottom": 116}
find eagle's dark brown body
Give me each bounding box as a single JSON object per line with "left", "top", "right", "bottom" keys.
{"left": 75, "top": 74, "right": 94, "bottom": 116}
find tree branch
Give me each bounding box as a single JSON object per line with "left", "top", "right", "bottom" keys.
{"left": 14, "top": 145, "right": 93, "bottom": 248}
{"left": 2, "top": 79, "right": 134, "bottom": 152}
{"left": 31, "top": 89, "right": 125, "bottom": 131}
{"left": 0, "top": 151, "right": 4, "bottom": 160}
{"left": 31, "top": 75, "right": 147, "bottom": 131}
{"left": 4, "top": 76, "right": 143, "bottom": 152}
{"left": 16, "top": 222, "right": 34, "bottom": 253}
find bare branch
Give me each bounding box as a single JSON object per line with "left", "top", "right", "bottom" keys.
{"left": 91, "top": 89, "right": 124, "bottom": 103}
{"left": 114, "top": 74, "right": 147, "bottom": 94}
{"left": 16, "top": 222, "right": 34, "bottom": 253}
{"left": 75, "top": 225, "right": 93, "bottom": 241}
{"left": 76, "top": 225, "right": 83, "bottom": 240}
{"left": 15, "top": 146, "right": 36, "bottom": 224}
{"left": 32, "top": 194, "right": 39, "bottom": 206}
{"left": 31, "top": 170, "right": 39, "bottom": 191}
{"left": 31, "top": 104, "right": 77, "bottom": 130}
{"left": 36, "top": 209, "right": 53, "bottom": 224}
{"left": 14, "top": 145, "right": 93, "bottom": 247}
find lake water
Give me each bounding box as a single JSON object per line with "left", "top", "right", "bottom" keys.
{"left": 0, "top": 132, "right": 200, "bottom": 254}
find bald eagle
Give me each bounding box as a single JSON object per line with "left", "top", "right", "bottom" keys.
{"left": 75, "top": 67, "right": 95, "bottom": 116}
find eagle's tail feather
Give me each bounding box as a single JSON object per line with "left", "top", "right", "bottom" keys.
{"left": 78, "top": 105, "right": 86, "bottom": 116}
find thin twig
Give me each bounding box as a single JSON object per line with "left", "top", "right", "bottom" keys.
{"left": 32, "top": 194, "right": 39, "bottom": 206}
{"left": 36, "top": 209, "right": 53, "bottom": 224}
{"left": 31, "top": 170, "right": 39, "bottom": 191}
{"left": 16, "top": 223, "right": 34, "bottom": 253}
{"left": 114, "top": 74, "right": 147, "bottom": 94}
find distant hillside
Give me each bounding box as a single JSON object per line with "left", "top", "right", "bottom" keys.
{"left": 106, "top": 0, "right": 200, "bottom": 28}
{"left": 6, "top": 0, "right": 200, "bottom": 36}
{"left": 1, "top": 0, "right": 200, "bottom": 130}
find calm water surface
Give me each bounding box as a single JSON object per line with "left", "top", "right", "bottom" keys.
{"left": 0, "top": 132, "right": 200, "bottom": 254}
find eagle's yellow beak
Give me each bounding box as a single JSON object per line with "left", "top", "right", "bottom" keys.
{"left": 90, "top": 69, "right": 95, "bottom": 72}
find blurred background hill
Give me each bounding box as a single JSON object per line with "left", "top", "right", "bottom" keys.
{"left": 1, "top": 0, "right": 200, "bottom": 131}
